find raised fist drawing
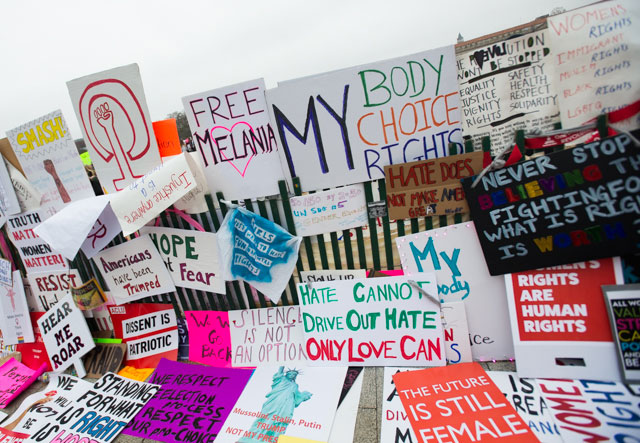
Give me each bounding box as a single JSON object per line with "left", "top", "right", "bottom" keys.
{"left": 94, "top": 103, "right": 114, "bottom": 130}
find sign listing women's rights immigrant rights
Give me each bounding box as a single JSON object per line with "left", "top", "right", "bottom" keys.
{"left": 266, "top": 45, "right": 462, "bottom": 192}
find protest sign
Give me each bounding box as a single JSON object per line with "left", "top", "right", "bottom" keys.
{"left": 462, "top": 134, "right": 640, "bottom": 275}
{"left": 109, "top": 153, "right": 195, "bottom": 235}
{"left": 15, "top": 312, "right": 51, "bottom": 372}
{"left": 393, "top": 363, "right": 539, "bottom": 442}
{"left": 327, "top": 368, "right": 363, "bottom": 443}
{"left": 0, "top": 271, "right": 34, "bottom": 345}
{"left": 457, "top": 30, "right": 560, "bottom": 154}
{"left": 0, "top": 358, "right": 46, "bottom": 408}
{"left": 83, "top": 341, "right": 126, "bottom": 378}
{"left": 218, "top": 207, "right": 302, "bottom": 303}
{"left": 603, "top": 283, "right": 640, "bottom": 383}
{"left": 67, "top": 63, "right": 162, "bottom": 194}
{"left": 547, "top": 0, "right": 640, "bottom": 129}
{"left": 118, "top": 366, "right": 154, "bottom": 382}
{"left": 0, "top": 156, "right": 20, "bottom": 216}
{"left": 109, "top": 303, "right": 178, "bottom": 368}
{"left": 6, "top": 110, "right": 95, "bottom": 217}
{"left": 176, "top": 317, "right": 189, "bottom": 361}
{"left": 385, "top": 151, "right": 484, "bottom": 219}
{"left": 95, "top": 235, "right": 176, "bottom": 303}
{"left": 397, "top": 222, "right": 515, "bottom": 360}
{"left": 537, "top": 377, "right": 640, "bottom": 442}
{"left": 6, "top": 211, "right": 67, "bottom": 273}
{"left": 381, "top": 367, "right": 422, "bottom": 443}
{"left": 71, "top": 278, "right": 108, "bottom": 310}
{"left": 442, "top": 301, "right": 473, "bottom": 364}
{"left": 38, "top": 293, "right": 94, "bottom": 377}
{"left": 218, "top": 365, "right": 346, "bottom": 443}
{"left": 185, "top": 311, "right": 232, "bottom": 367}
{"left": 290, "top": 184, "right": 367, "bottom": 236}
{"left": 182, "top": 78, "right": 286, "bottom": 200}
{"left": 123, "top": 359, "right": 253, "bottom": 442}
{"left": 228, "top": 307, "right": 306, "bottom": 367}
{"left": 505, "top": 258, "right": 623, "bottom": 380}
{"left": 80, "top": 203, "right": 121, "bottom": 259}
{"left": 141, "top": 226, "right": 225, "bottom": 293}
{"left": 487, "top": 371, "right": 562, "bottom": 442}
{"left": 6, "top": 161, "right": 41, "bottom": 213}
{"left": 266, "top": 45, "right": 462, "bottom": 192}
{"left": 298, "top": 274, "right": 445, "bottom": 366}
{"left": 153, "top": 119, "right": 182, "bottom": 158}
{"left": 26, "top": 269, "right": 81, "bottom": 312}
{"left": 0, "top": 259, "right": 11, "bottom": 287}
{"left": 300, "top": 269, "right": 367, "bottom": 283}
{"left": 171, "top": 151, "right": 209, "bottom": 214}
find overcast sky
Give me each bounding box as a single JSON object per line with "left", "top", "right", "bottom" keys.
{"left": 1, "top": 0, "right": 593, "bottom": 138}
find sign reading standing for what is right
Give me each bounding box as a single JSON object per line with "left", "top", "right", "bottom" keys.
{"left": 462, "top": 134, "right": 640, "bottom": 275}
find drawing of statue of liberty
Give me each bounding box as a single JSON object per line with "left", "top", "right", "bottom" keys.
{"left": 237, "top": 366, "right": 312, "bottom": 442}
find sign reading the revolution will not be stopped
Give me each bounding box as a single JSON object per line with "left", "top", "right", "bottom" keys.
{"left": 298, "top": 274, "right": 445, "bottom": 366}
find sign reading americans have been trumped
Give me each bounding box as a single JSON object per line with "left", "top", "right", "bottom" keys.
{"left": 461, "top": 134, "right": 640, "bottom": 275}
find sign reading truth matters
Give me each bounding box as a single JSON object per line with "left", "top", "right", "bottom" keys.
{"left": 462, "top": 134, "right": 640, "bottom": 275}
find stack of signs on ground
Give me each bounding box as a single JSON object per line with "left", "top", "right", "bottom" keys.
{"left": 380, "top": 367, "right": 422, "bottom": 443}
{"left": 185, "top": 311, "right": 232, "bottom": 367}
{"left": 83, "top": 340, "right": 127, "bottom": 378}
{"left": 0, "top": 270, "right": 34, "bottom": 345}
{"left": 602, "top": 283, "right": 640, "bottom": 382}
{"left": 26, "top": 269, "right": 81, "bottom": 312}
{"left": 95, "top": 235, "right": 176, "bottom": 304}
{"left": 505, "top": 258, "right": 623, "bottom": 379}
{"left": 182, "top": 79, "right": 286, "bottom": 200}
{"left": 0, "top": 358, "right": 46, "bottom": 408}
{"left": 397, "top": 222, "right": 515, "bottom": 360}
{"left": 266, "top": 45, "right": 462, "bottom": 191}
{"left": 384, "top": 151, "right": 483, "bottom": 219}
{"left": 67, "top": 63, "right": 162, "bottom": 194}
{"left": 392, "top": 363, "right": 539, "bottom": 442}
{"left": 289, "top": 184, "right": 367, "bottom": 236}
{"left": 218, "top": 207, "right": 301, "bottom": 303}
{"left": 537, "top": 377, "right": 640, "bottom": 441}
{"left": 110, "top": 303, "right": 178, "bottom": 368}
{"left": 229, "top": 306, "right": 306, "bottom": 367}
{"left": 299, "top": 269, "right": 367, "bottom": 283}
{"left": 124, "top": 359, "right": 252, "bottom": 442}
{"left": 6, "top": 110, "right": 95, "bottom": 217}
{"left": 461, "top": 134, "right": 640, "bottom": 275}
{"left": 298, "top": 274, "right": 445, "bottom": 366}
{"left": 487, "top": 371, "right": 562, "bottom": 442}
{"left": 141, "top": 226, "right": 225, "bottom": 293}
{"left": 456, "top": 30, "right": 559, "bottom": 154}
{"left": 37, "top": 293, "right": 95, "bottom": 377}
{"left": 218, "top": 365, "right": 347, "bottom": 442}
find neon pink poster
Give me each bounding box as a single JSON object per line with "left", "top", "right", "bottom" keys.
{"left": 185, "top": 311, "right": 232, "bottom": 368}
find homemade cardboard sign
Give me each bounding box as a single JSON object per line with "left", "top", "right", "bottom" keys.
{"left": 95, "top": 235, "right": 176, "bottom": 304}
{"left": 109, "top": 303, "right": 178, "bottom": 368}
{"left": 38, "top": 293, "right": 95, "bottom": 377}
{"left": 83, "top": 341, "right": 127, "bottom": 378}
{"left": 153, "top": 118, "right": 182, "bottom": 158}
{"left": 71, "top": 278, "right": 108, "bottom": 310}
{"left": 26, "top": 269, "right": 81, "bottom": 312}
{"left": 547, "top": 0, "right": 640, "bottom": 129}
{"left": 602, "top": 283, "right": 640, "bottom": 383}
{"left": 6, "top": 110, "right": 95, "bottom": 217}
{"left": 80, "top": 203, "right": 121, "bottom": 259}
{"left": 15, "top": 312, "right": 52, "bottom": 372}
{"left": 397, "top": 222, "right": 515, "bottom": 360}
{"left": 300, "top": 269, "right": 367, "bottom": 283}
{"left": 217, "top": 365, "right": 347, "bottom": 442}
{"left": 487, "top": 371, "right": 562, "bottom": 442}
{"left": 109, "top": 153, "right": 196, "bottom": 236}
{"left": 123, "top": 359, "right": 253, "bottom": 443}
{"left": 505, "top": 258, "right": 623, "bottom": 380}
{"left": 457, "top": 30, "right": 560, "bottom": 154}
{"left": 462, "top": 134, "right": 640, "bottom": 275}
{"left": 6, "top": 210, "right": 68, "bottom": 273}
{"left": 218, "top": 207, "right": 302, "bottom": 303}
{"left": 266, "top": 45, "right": 462, "bottom": 192}
{"left": 67, "top": 63, "right": 162, "bottom": 193}
{"left": 381, "top": 367, "right": 421, "bottom": 443}
{"left": 385, "top": 151, "right": 484, "bottom": 219}
{"left": 182, "top": 78, "right": 286, "bottom": 200}
{"left": 290, "top": 184, "right": 368, "bottom": 236}
{"left": 442, "top": 301, "right": 473, "bottom": 364}
{"left": 185, "top": 311, "right": 232, "bottom": 367}
{"left": 228, "top": 306, "right": 307, "bottom": 367}
{"left": 141, "top": 226, "right": 225, "bottom": 293}
{"left": 298, "top": 274, "right": 445, "bottom": 366}
{"left": 392, "top": 363, "right": 539, "bottom": 442}
{"left": 0, "top": 271, "right": 34, "bottom": 345}
{"left": 537, "top": 378, "right": 640, "bottom": 442}
{"left": 0, "top": 358, "right": 46, "bottom": 408}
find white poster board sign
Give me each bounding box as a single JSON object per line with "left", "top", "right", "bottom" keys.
{"left": 380, "top": 367, "right": 422, "bottom": 443}
{"left": 298, "top": 274, "right": 445, "bottom": 366}
{"left": 0, "top": 271, "right": 34, "bottom": 345}
{"left": 67, "top": 63, "right": 162, "bottom": 193}
{"left": 182, "top": 78, "right": 286, "bottom": 200}
{"left": 290, "top": 184, "right": 367, "bottom": 236}
{"left": 0, "top": 259, "right": 10, "bottom": 287}
{"left": 26, "top": 269, "right": 82, "bottom": 312}
{"left": 0, "top": 157, "right": 20, "bottom": 216}
{"left": 80, "top": 203, "right": 121, "bottom": 258}
{"left": 172, "top": 151, "right": 209, "bottom": 214}
{"left": 266, "top": 45, "right": 462, "bottom": 191}
{"left": 442, "top": 301, "right": 472, "bottom": 364}
{"left": 396, "top": 222, "right": 514, "bottom": 361}
{"left": 300, "top": 269, "right": 367, "bottom": 283}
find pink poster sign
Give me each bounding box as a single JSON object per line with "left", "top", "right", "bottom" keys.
{"left": 0, "top": 358, "right": 47, "bottom": 408}
{"left": 185, "top": 311, "right": 232, "bottom": 368}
